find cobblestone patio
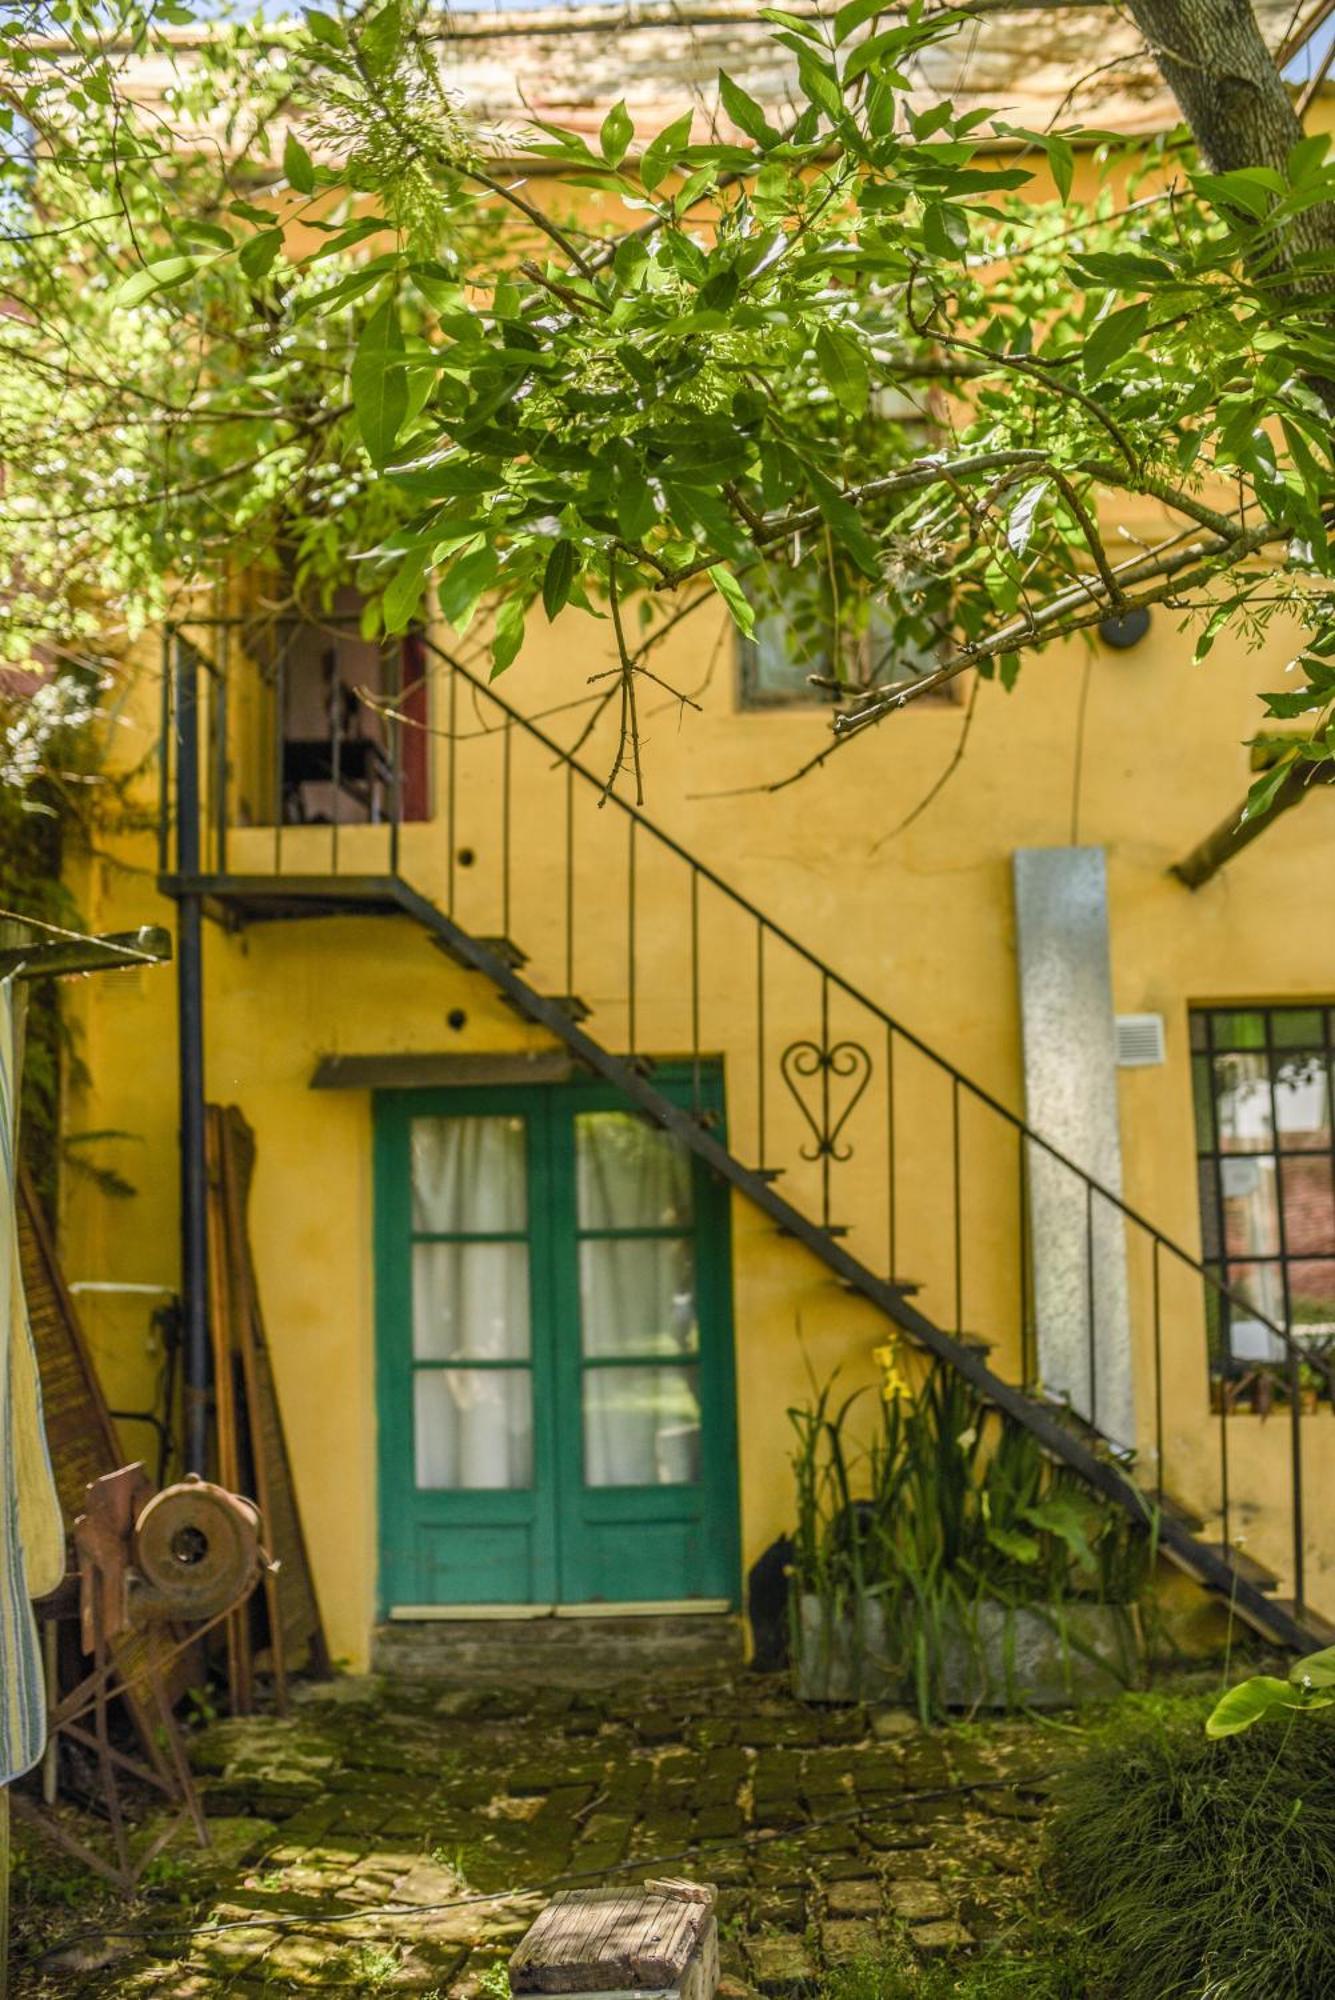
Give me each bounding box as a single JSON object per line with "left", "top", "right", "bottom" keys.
{"left": 13, "top": 1672, "right": 1061, "bottom": 1995}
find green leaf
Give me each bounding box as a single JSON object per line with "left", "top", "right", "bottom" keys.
{"left": 641, "top": 112, "right": 694, "bottom": 194}
{"left": 351, "top": 296, "right": 407, "bottom": 466}
{"left": 815, "top": 324, "right": 870, "bottom": 418}
{"left": 1241, "top": 752, "right": 1298, "bottom": 824}
{"left": 110, "top": 254, "right": 209, "bottom": 307}
{"left": 305, "top": 9, "right": 346, "bottom": 47}
{"left": 1206, "top": 1675, "right": 1308, "bottom": 1738}
{"left": 1293, "top": 1643, "right": 1335, "bottom": 1690}
{"left": 491, "top": 592, "right": 527, "bottom": 676}
{"left": 382, "top": 547, "right": 428, "bottom": 633}
{"left": 843, "top": 27, "right": 915, "bottom": 83}
{"left": 358, "top": 0, "right": 402, "bottom": 79}
{"left": 834, "top": 0, "right": 886, "bottom": 44}
{"left": 1048, "top": 134, "right": 1074, "bottom": 204}
{"left": 1082, "top": 300, "right": 1149, "bottom": 383}
{"left": 438, "top": 546, "right": 499, "bottom": 632}
{"left": 717, "top": 70, "right": 779, "bottom": 148}
{"left": 1005, "top": 480, "right": 1048, "bottom": 556}
{"left": 921, "top": 202, "right": 969, "bottom": 258}
{"left": 985, "top": 1525, "right": 1042, "bottom": 1565}
{"left": 284, "top": 130, "right": 316, "bottom": 194}
{"left": 239, "top": 228, "right": 282, "bottom": 280}
{"left": 542, "top": 538, "right": 577, "bottom": 620}
{"left": 600, "top": 100, "right": 633, "bottom": 167}
{"left": 708, "top": 564, "right": 757, "bottom": 637}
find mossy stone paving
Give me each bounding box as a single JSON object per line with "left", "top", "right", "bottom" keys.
{"left": 13, "top": 1676, "right": 1056, "bottom": 1995}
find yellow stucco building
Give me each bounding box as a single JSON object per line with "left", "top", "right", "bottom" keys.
{"left": 52, "top": 555, "right": 1335, "bottom": 1669}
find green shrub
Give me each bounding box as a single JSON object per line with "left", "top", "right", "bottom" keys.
{"left": 1048, "top": 1695, "right": 1335, "bottom": 1999}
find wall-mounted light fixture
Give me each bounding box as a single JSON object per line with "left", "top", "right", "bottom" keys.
{"left": 1098, "top": 607, "right": 1151, "bottom": 650}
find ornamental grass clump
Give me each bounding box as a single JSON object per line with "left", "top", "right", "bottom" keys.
{"left": 1049, "top": 1697, "right": 1335, "bottom": 2000}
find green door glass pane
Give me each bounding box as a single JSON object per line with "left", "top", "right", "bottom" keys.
{"left": 575, "top": 1112, "right": 693, "bottom": 1228}
{"left": 578, "top": 1237, "right": 698, "bottom": 1357}
{"left": 411, "top": 1115, "right": 527, "bottom": 1231}
{"left": 412, "top": 1242, "right": 530, "bottom": 1360}
{"left": 583, "top": 1365, "right": 702, "bottom": 1486}
{"left": 414, "top": 1368, "right": 533, "bottom": 1489}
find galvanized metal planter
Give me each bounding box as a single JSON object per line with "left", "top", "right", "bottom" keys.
{"left": 793, "top": 1591, "right": 1139, "bottom": 1708}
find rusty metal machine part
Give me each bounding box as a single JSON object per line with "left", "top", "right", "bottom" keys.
{"left": 133, "top": 1473, "right": 265, "bottom": 1621}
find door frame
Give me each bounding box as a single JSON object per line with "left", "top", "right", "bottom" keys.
{"left": 372, "top": 1062, "right": 742, "bottom": 1617}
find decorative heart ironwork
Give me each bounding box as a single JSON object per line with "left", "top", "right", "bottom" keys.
{"left": 779, "top": 1037, "right": 874, "bottom": 1163}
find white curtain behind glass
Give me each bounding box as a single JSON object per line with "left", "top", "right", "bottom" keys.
{"left": 411, "top": 1116, "right": 532, "bottom": 1490}
{"left": 576, "top": 1114, "right": 701, "bottom": 1486}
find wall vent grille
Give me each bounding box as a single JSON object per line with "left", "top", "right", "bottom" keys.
{"left": 1116, "top": 1013, "right": 1166, "bottom": 1067}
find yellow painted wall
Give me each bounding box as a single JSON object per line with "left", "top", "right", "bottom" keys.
{"left": 57, "top": 562, "right": 1335, "bottom": 1667}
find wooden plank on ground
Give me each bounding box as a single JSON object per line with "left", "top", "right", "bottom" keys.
{"left": 211, "top": 1105, "right": 329, "bottom": 1689}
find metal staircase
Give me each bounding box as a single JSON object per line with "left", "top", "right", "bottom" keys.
{"left": 159, "top": 623, "right": 1335, "bottom": 1653}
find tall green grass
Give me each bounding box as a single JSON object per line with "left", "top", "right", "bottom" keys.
{"left": 1049, "top": 1698, "right": 1335, "bottom": 1998}
{"left": 789, "top": 1360, "right": 1150, "bottom": 1716}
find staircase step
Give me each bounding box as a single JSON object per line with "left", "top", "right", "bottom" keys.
{"left": 754, "top": 1166, "right": 785, "bottom": 1183}
{"left": 500, "top": 991, "right": 591, "bottom": 1022}
{"left": 838, "top": 1276, "right": 921, "bottom": 1297}
{"left": 775, "top": 1221, "right": 850, "bottom": 1239}
{"left": 1216, "top": 1545, "right": 1281, "bottom": 1594}
{"left": 433, "top": 933, "right": 528, "bottom": 970}
{"left": 1273, "top": 1600, "right": 1335, "bottom": 1648}
{"left": 1151, "top": 1490, "right": 1207, "bottom": 1533}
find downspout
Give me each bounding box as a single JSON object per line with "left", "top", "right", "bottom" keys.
{"left": 172, "top": 628, "right": 211, "bottom": 1475}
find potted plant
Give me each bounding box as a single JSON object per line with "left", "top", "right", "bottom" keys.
{"left": 788, "top": 1346, "right": 1148, "bottom": 1715}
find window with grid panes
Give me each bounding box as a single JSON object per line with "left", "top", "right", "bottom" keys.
{"left": 1191, "top": 1006, "right": 1335, "bottom": 1395}
{"left": 738, "top": 389, "right": 954, "bottom": 708}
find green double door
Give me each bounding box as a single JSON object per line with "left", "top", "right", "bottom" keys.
{"left": 374, "top": 1069, "right": 740, "bottom": 1612}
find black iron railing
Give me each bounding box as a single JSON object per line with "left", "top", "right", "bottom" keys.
{"left": 164, "top": 619, "right": 1335, "bottom": 1620}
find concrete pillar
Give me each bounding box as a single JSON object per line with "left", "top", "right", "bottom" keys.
{"left": 1012, "top": 847, "right": 1135, "bottom": 1451}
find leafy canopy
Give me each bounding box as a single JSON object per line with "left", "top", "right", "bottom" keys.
{"left": 5, "top": 0, "right": 1335, "bottom": 800}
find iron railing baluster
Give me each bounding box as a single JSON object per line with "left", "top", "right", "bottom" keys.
{"left": 158, "top": 630, "right": 172, "bottom": 877}
{"left": 756, "top": 922, "right": 766, "bottom": 1170}
{"left": 1019, "top": 1127, "right": 1031, "bottom": 1389}
{"left": 273, "top": 626, "right": 286, "bottom": 877}
{"left": 886, "top": 1023, "right": 896, "bottom": 1281}
{"left": 1086, "top": 1178, "right": 1097, "bottom": 1432}
{"left": 1152, "top": 1236, "right": 1164, "bottom": 1506}
{"left": 447, "top": 664, "right": 457, "bottom": 918}
{"left": 502, "top": 713, "right": 512, "bottom": 945}
{"left": 565, "top": 762, "right": 575, "bottom": 1002}
{"left": 820, "top": 974, "right": 832, "bottom": 1228}
{"left": 690, "top": 866, "right": 701, "bottom": 1114}
{"left": 1290, "top": 1338, "right": 1306, "bottom": 1615}
{"left": 627, "top": 816, "right": 637, "bottom": 1058}
{"left": 952, "top": 1076, "right": 962, "bottom": 1334}
{"left": 214, "top": 624, "right": 229, "bottom": 878}
{"left": 389, "top": 639, "right": 402, "bottom": 880}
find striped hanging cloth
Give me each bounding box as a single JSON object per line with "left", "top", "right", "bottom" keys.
{"left": 1, "top": 974, "right": 65, "bottom": 1783}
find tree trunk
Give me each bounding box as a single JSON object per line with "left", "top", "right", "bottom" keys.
{"left": 1127, "top": 0, "right": 1335, "bottom": 268}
